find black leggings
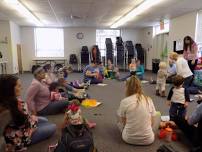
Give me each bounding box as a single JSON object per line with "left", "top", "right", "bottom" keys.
{"left": 188, "top": 59, "right": 198, "bottom": 73}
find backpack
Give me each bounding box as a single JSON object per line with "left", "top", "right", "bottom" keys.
{"left": 54, "top": 124, "right": 95, "bottom": 152}
{"left": 157, "top": 144, "right": 179, "bottom": 152}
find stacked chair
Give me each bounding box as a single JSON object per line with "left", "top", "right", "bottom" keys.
{"left": 125, "top": 41, "right": 135, "bottom": 64}
{"left": 80, "top": 46, "right": 90, "bottom": 71}
{"left": 69, "top": 54, "right": 78, "bottom": 72}
{"left": 80, "top": 46, "right": 90, "bottom": 65}
{"left": 135, "top": 43, "right": 145, "bottom": 65}
{"left": 105, "top": 38, "right": 114, "bottom": 63}
{"left": 116, "top": 37, "right": 125, "bottom": 66}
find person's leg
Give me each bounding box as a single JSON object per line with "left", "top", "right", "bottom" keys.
{"left": 183, "top": 76, "right": 193, "bottom": 88}
{"left": 178, "top": 105, "right": 187, "bottom": 119}
{"left": 188, "top": 60, "right": 198, "bottom": 74}
{"left": 37, "top": 100, "right": 69, "bottom": 116}
{"left": 161, "top": 83, "right": 166, "bottom": 97}
{"left": 90, "top": 78, "right": 102, "bottom": 84}
{"left": 174, "top": 116, "right": 197, "bottom": 145}
{"left": 119, "top": 74, "right": 131, "bottom": 81}
{"left": 30, "top": 121, "right": 56, "bottom": 145}
{"left": 152, "top": 112, "right": 161, "bottom": 133}
{"left": 156, "top": 83, "right": 160, "bottom": 96}
{"left": 169, "top": 103, "right": 178, "bottom": 121}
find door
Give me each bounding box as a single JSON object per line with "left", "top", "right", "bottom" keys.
{"left": 17, "top": 44, "right": 23, "bottom": 74}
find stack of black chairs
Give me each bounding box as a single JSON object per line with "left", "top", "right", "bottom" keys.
{"left": 80, "top": 46, "right": 89, "bottom": 65}
{"left": 105, "top": 38, "right": 113, "bottom": 63}
{"left": 91, "top": 45, "right": 101, "bottom": 63}
{"left": 116, "top": 37, "right": 124, "bottom": 65}
{"left": 125, "top": 41, "right": 135, "bottom": 64}
{"left": 135, "top": 43, "right": 145, "bottom": 64}
{"left": 69, "top": 54, "right": 78, "bottom": 64}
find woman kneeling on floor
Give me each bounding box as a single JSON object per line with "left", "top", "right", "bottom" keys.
{"left": 117, "top": 75, "right": 160, "bottom": 145}
{"left": 0, "top": 75, "right": 56, "bottom": 152}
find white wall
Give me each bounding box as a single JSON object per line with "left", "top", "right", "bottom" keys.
{"left": 0, "top": 20, "right": 13, "bottom": 74}
{"left": 64, "top": 28, "right": 96, "bottom": 61}
{"left": 21, "top": 27, "right": 141, "bottom": 71}
{"left": 137, "top": 11, "right": 198, "bottom": 70}
{"left": 10, "top": 21, "right": 21, "bottom": 73}
{"left": 138, "top": 27, "right": 153, "bottom": 70}
{"left": 121, "top": 28, "right": 142, "bottom": 44}
{"left": 168, "top": 11, "right": 198, "bottom": 50}
{"left": 21, "top": 27, "right": 36, "bottom": 71}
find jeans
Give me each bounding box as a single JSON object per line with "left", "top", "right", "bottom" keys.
{"left": 136, "top": 74, "right": 143, "bottom": 80}
{"left": 31, "top": 117, "right": 56, "bottom": 145}
{"left": 183, "top": 75, "right": 193, "bottom": 88}
{"left": 188, "top": 59, "right": 198, "bottom": 74}
{"left": 89, "top": 78, "right": 103, "bottom": 84}
{"left": 169, "top": 102, "right": 186, "bottom": 121}
{"left": 37, "top": 100, "right": 69, "bottom": 116}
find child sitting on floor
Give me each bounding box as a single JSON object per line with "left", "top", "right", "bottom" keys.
{"left": 135, "top": 59, "right": 144, "bottom": 80}
{"left": 49, "top": 82, "right": 68, "bottom": 101}
{"left": 156, "top": 61, "right": 167, "bottom": 97}
{"left": 167, "top": 75, "right": 190, "bottom": 121}
{"left": 62, "top": 99, "right": 96, "bottom": 128}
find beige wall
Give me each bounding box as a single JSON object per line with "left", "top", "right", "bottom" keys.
{"left": 20, "top": 27, "right": 142, "bottom": 71}
{"left": 168, "top": 11, "right": 198, "bottom": 51}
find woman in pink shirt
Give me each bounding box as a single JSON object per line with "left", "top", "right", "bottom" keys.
{"left": 26, "top": 65, "right": 69, "bottom": 116}
{"left": 183, "top": 36, "right": 198, "bottom": 73}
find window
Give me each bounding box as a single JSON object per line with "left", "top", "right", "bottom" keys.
{"left": 153, "top": 22, "right": 169, "bottom": 37}
{"left": 96, "top": 29, "right": 120, "bottom": 56}
{"left": 35, "top": 28, "right": 64, "bottom": 57}
{"left": 196, "top": 10, "right": 202, "bottom": 57}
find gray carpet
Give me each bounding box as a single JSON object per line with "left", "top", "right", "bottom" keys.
{"left": 18, "top": 72, "right": 195, "bottom": 152}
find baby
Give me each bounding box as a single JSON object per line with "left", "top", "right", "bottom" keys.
{"left": 156, "top": 61, "right": 167, "bottom": 97}
{"left": 62, "top": 99, "right": 96, "bottom": 128}
{"left": 49, "top": 82, "right": 67, "bottom": 101}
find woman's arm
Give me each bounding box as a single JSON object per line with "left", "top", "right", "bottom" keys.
{"left": 26, "top": 82, "right": 40, "bottom": 115}
{"left": 86, "top": 70, "right": 96, "bottom": 77}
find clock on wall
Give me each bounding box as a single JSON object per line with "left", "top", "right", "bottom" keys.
{"left": 76, "top": 32, "right": 84, "bottom": 39}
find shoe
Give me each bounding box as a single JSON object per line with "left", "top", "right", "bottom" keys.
{"left": 156, "top": 90, "right": 160, "bottom": 96}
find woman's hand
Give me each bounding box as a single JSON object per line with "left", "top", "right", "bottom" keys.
{"left": 184, "top": 102, "right": 188, "bottom": 108}
{"left": 166, "top": 101, "right": 171, "bottom": 106}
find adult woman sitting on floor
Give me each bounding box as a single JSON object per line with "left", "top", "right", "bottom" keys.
{"left": 83, "top": 61, "right": 103, "bottom": 84}
{"left": 117, "top": 76, "right": 160, "bottom": 145}
{"left": 0, "top": 75, "right": 56, "bottom": 152}
{"left": 26, "top": 65, "right": 69, "bottom": 116}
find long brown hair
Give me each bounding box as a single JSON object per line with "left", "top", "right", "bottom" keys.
{"left": 125, "top": 75, "right": 148, "bottom": 103}
{"left": 183, "top": 36, "right": 195, "bottom": 52}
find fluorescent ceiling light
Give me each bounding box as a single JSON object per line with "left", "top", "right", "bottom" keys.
{"left": 111, "top": 0, "right": 165, "bottom": 28}
{"left": 4, "top": 0, "right": 43, "bottom": 26}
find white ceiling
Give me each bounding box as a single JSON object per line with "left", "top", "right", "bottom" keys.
{"left": 0, "top": 0, "right": 202, "bottom": 28}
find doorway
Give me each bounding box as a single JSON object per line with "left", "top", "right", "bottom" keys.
{"left": 17, "top": 44, "right": 23, "bottom": 74}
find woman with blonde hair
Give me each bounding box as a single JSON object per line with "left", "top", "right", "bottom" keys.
{"left": 117, "top": 76, "right": 160, "bottom": 145}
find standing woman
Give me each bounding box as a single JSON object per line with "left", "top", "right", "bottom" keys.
{"left": 0, "top": 75, "right": 56, "bottom": 151}
{"left": 183, "top": 36, "right": 198, "bottom": 73}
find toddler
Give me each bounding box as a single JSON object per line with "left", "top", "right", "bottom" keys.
{"left": 156, "top": 61, "right": 167, "bottom": 97}
{"left": 167, "top": 75, "right": 190, "bottom": 121}
{"left": 62, "top": 99, "right": 96, "bottom": 128}
{"left": 49, "top": 82, "right": 67, "bottom": 101}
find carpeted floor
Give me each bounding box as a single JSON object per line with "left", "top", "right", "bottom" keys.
{"left": 18, "top": 71, "right": 196, "bottom": 152}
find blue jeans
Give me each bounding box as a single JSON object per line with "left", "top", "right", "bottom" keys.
{"left": 169, "top": 102, "right": 186, "bottom": 121}
{"left": 31, "top": 117, "right": 56, "bottom": 145}
{"left": 37, "top": 100, "right": 69, "bottom": 116}
{"left": 183, "top": 75, "right": 193, "bottom": 88}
